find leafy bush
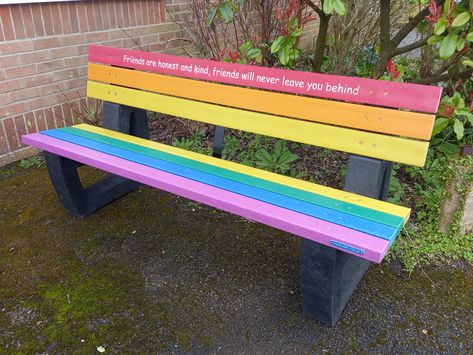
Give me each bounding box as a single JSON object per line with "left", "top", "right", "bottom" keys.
{"left": 391, "top": 157, "right": 473, "bottom": 271}
{"left": 172, "top": 129, "right": 212, "bottom": 155}
{"left": 432, "top": 92, "right": 473, "bottom": 154}
{"left": 427, "top": 0, "right": 473, "bottom": 61}
{"left": 167, "top": 0, "right": 473, "bottom": 269}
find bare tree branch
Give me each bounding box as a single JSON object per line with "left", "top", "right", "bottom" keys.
{"left": 430, "top": 52, "right": 467, "bottom": 77}
{"left": 119, "top": 26, "right": 144, "bottom": 51}
{"left": 414, "top": 68, "right": 473, "bottom": 85}
{"left": 305, "top": 0, "right": 324, "bottom": 17}
{"left": 374, "top": 0, "right": 392, "bottom": 76}
{"left": 391, "top": 0, "right": 445, "bottom": 48}
{"left": 374, "top": 0, "right": 446, "bottom": 77}
{"left": 313, "top": 12, "right": 332, "bottom": 72}
{"left": 391, "top": 37, "right": 429, "bottom": 56}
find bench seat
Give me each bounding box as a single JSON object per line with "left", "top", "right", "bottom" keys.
{"left": 23, "top": 123, "right": 411, "bottom": 263}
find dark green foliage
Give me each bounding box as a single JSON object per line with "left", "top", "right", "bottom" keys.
{"left": 387, "top": 164, "right": 405, "bottom": 204}
{"left": 255, "top": 141, "right": 299, "bottom": 174}
{"left": 173, "top": 129, "right": 212, "bottom": 155}
{"left": 18, "top": 155, "right": 45, "bottom": 169}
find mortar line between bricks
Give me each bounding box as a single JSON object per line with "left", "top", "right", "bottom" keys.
{"left": 0, "top": 145, "right": 39, "bottom": 167}
{"left": 0, "top": 11, "right": 5, "bottom": 40}
{"left": 38, "top": 2, "right": 47, "bottom": 40}
{"left": 8, "top": 7, "right": 17, "bottom": 41}
{"left": 2, "top": 70, "right": 87, "bottom": 95}
{"left": 2, "top": 85, "right": 87, "bottom": 120}
{"left": 19, "top": 4, "right": 27, "bottom": 41}
{"left": 11, "top": 114, "right": 20, "bottom": 150}
{"left": 0, "top": 23, "right": 179, "bottom": 51}
{"left": 1, "top": 120, "right": 11, "bottom": 153}
{"left": 0, "top": 35, "right": 168, "bottom": 70}
{"left": 2, "top": 76, "right": 87, "bottom": 106}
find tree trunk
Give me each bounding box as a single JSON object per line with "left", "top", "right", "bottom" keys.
{"left": 419, "top": 29, "right": 435, "bottom": 79}
{"left": 373, "top": 0, "right": 392, "bottom": 77}
{"left": 312, "top": 13, "right": 331, "bottom": 73}
{"left": 373, "top": 51, "right": 392, "bottom": 78}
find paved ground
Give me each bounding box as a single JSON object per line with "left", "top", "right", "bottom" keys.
{"left": 1, "top": 165, "right": 472, "bottom": 354}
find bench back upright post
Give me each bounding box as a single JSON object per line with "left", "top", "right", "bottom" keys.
{"left": 102, "top": 102, "right": 149, "bottom": 139}
{"left": 212, "top": 126, "right": 225, "bottom": 159}
{"left": 344, "top": 155, "right": 392, "bottom": 201}
{"left": 42, "top": 102, "right": 150, "bottom": 218}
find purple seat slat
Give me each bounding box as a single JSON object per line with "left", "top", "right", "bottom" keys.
{"left": 23, "top": 133, "right": 389, "bottom": 263}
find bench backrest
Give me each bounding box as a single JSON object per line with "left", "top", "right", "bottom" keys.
{"left": 87, "top": 45, "right": 442, "bottom": 167}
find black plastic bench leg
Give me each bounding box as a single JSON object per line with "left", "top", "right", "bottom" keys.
{"left": 44, "top": 152, "right": 141, "bottom": 217}
{"left": 212, "top": 126, "right": 225, "bottom": 158}
{"left": 44, "top": 102, "right": 149, "bottom": 217}
{"left": 300, "top": 155, "right": 392, "bottom": 326}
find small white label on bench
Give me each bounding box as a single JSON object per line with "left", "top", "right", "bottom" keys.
{"left": 330, "top": 241, "right": 365, "bottom": 256}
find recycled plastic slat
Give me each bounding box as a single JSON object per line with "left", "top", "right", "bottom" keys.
{"left": 78, "top": 123, "right": 411, "bottom": 220}
{"left": 62, "top": 125, "right": 405, "bottom": 229}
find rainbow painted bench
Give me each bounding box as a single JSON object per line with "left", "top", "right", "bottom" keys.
{"left": 22, "top": 45, "right": 442, "bottom": 325}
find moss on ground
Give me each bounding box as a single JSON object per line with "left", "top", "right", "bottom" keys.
{"left": 0, "top": 165, "right": 185, "bottom": 353}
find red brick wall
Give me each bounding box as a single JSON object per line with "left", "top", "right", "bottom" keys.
{"left": 0, "top": 0, "right": 186, "bottom": 166}
{"left": 0, "top": 0, "right": 317, "bottom": 167}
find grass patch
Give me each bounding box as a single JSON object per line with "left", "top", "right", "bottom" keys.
{"left": 0, "top": 154, "right": 45, "bottom": 180}
{"left": 18, "top": 155, "right": 45, "bottom": 169}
